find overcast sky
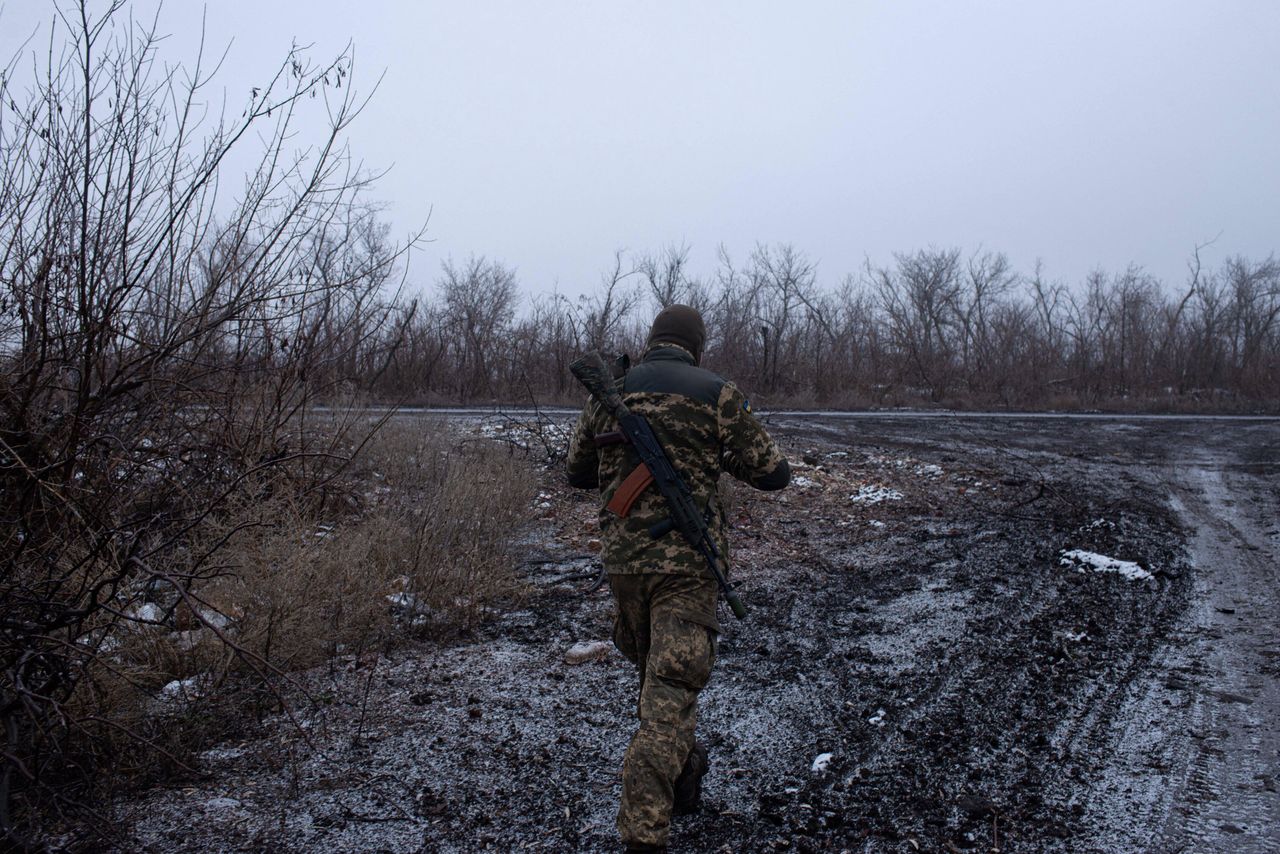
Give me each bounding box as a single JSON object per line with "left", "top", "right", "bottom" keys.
{"left": 4, "top": 1, "right": 1278, "bottom": 297}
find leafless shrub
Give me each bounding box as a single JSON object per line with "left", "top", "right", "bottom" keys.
{"left": 0, "top": 2, "right": 422, "bottom": 842}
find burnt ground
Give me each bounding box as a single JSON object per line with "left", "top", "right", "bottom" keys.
{"left": 109, "top": 415, "right": 1279, "bottom": 853}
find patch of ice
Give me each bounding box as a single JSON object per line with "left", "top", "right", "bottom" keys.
{"left": 850, "top": 486, "right": 903, "bottom": 505}
{"left": 1059, "top": 549, "right": 1153, "bottom": 581}
{"left": 811, "top": 752, "right": 834, "bottom": 773}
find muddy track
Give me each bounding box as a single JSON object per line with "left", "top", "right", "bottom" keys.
{"left": 112, "top": 417, "right": 1279, "bottom": 854}
{"left": 1089, "top": 460, "right": 1280, "bottom": 853}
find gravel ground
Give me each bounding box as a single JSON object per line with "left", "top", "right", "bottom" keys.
{"left": 109, "top": 414, "right": 1279, "bottom": 853}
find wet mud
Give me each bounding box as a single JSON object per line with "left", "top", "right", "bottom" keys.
{"left": 114, "top": 416, "right": 1279, "bottom": 853}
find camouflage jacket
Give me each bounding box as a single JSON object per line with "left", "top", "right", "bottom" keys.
{"left": 565, "top": 345, "right": 790, "bottom": 577}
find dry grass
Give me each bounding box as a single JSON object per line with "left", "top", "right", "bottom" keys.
{"left": 194, "top": 418, "right": 536, "bottom": 669}
{"left": 45, "top": 418, "right": 537, "bottom": 815}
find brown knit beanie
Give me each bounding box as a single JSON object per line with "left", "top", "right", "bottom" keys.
{"left": 646, "top": 304, "right": 706, "bottom": 362}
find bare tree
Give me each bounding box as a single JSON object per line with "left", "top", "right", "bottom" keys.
{"left": 748, "top": 243, "right": 817, "bottom": 393}
{"left": 438, "top": 256, "right": 518, "bottom": 401}
{"left": 872, "top": 247, "right": 963, "bottom": 399}
{"left": 577, "top": 249, "right": 641, "bottom": 353}
{"left": 1224, "top": 255, "right": 1280, "bottom": 395}
{"left": 955, "top": 250, "right": 1017, "bottom": 392}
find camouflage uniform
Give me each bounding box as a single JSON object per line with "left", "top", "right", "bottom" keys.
{"left": 566, "top": 339, "right": 789, "bottom": 850}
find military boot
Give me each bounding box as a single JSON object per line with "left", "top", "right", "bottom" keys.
{"left": 672, "top": 741, "right": 708, "bottom": 816}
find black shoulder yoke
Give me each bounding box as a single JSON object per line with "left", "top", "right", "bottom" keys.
{"left": 623, "top": 346, "right": 725, "bottom": 407}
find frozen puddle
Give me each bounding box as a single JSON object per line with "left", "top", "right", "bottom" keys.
{"left": 1059, "top": 549, "right": 1153, "bottom": 581}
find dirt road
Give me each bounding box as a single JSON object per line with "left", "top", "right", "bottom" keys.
{"left": 117, "top": 415, "right": 1279, "bottom": 853}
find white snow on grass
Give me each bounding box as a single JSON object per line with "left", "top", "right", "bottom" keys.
{"left": 1059, "top": 549, "right": 1153, "bottom": 581}
{"left": 868, "top": 708, "right": 887, "bottom": 726}
{"left": 792, "top": 475, "right": 817, "bottom": 489}
{"left": 850, "top": 485, "right": 903, "bottom": 504}
{"left": 811, "top": 752, "right": 834, "bottom": 773}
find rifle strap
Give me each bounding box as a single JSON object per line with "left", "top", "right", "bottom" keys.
{"left": 606, "top": 463, "right": 654, "bottom": 517}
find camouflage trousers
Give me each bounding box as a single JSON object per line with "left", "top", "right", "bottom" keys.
{"left": 609, "top": 572, "right": 719, "bottom": 848}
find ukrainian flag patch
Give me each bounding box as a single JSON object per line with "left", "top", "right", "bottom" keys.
{"left": 743, "top": 399, "right": 752, "bottom": 414}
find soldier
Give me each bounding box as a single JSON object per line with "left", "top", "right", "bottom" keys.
{"left": 566, "top": 304, "right": 790, "bottom": 853}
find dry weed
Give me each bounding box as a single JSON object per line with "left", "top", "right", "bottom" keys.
{"left": 185, "top": 418, "right": 536, "bottom": 672}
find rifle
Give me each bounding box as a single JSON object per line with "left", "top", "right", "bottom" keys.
{"left": 570, "top": 350, "right": 748, "bottom": 620}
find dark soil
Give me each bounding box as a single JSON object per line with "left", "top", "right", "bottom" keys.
{"left": 107, "top": 415, "right": 1279, "bottom": 854}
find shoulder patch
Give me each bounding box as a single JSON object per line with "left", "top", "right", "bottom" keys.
{"left": 742, "top": 398, "right": 752, "bottom": 414}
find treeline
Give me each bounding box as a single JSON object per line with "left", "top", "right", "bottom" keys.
{"left": 366, "top": 243, "right": 1280, "bottom": 411}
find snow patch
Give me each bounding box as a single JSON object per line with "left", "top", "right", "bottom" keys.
{"left": 1059, "top": 549, "right": 1153, "bottom": 581}
{"left": 868, "top": 708, "right": 887, "bottom": 726}
{"left": 850, "top": 486, "right": 903, "bottom": 505}
{"left": 811, "top": 752, "right": 834, "bottom": 773}
{"left": 192, "top": 607, "right": 232, "bottom": 631}
{"left": 155, "top": 675, "right": 211, "bottom": 708}
{"left": 386, "top": 592, "right": 418, "bottom": 610}
{"left": 127, "top": 602, "right": 165, "bottom": 625}
{"left": 792, "top": 476, "right": 817, "bottom": 489}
